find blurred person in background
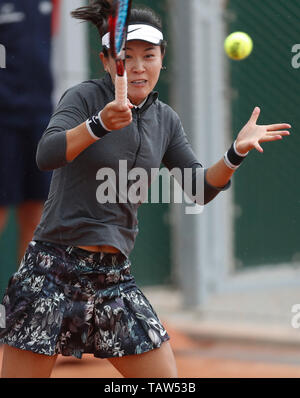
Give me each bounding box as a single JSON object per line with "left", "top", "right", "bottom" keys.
{"left": 0, "top": 0, "right": 58, "bottom": 264}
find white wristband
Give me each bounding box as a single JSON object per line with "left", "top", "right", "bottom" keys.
{"left": 99, "top": 110, "right": 111, "bottom": 131}
{"left": 86, "top": 119, "right": 101, "bottom": 141}
{"left": 223, "top": 152, "right": 240, "bottom": 170}
{"left": 85, "top": 110, "right": 112, "bottom": 141}
{"left": 233, "top": 140, "right": 249, "bottom": 157}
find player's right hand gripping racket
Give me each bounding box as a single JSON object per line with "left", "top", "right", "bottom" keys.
{"left": 109, "top": 0, "right": 132, "bottom": 106}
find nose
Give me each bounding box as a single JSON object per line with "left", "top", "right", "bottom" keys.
{"left": 131, "top": 58, "right": 146, "bottom": 73}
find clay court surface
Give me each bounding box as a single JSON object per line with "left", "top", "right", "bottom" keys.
{"left": 1, "top": 322, "right": 300, "bottom": 378}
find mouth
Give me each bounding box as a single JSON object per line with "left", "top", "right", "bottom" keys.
{"left": 131, "top": 79, "right": 147, "bottom": 87}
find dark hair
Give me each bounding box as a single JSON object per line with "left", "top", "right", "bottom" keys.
{"left": 71, "top": 0, "right": 113, "bottom": 36}
{"left": 71, "top": 0, "right": 167, "bottom": 57}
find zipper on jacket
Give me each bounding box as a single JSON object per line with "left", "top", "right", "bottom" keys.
{"left": 132, "top": 110, "right": 142, "bottom": 169}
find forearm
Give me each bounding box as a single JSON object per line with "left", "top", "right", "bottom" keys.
{"left": 66, "top": 122, "right": 98, "bottom": 162}
{"left": 66, "top": 102, "right": 133, "bottom": 162}
{"left": 37, "top": 121, "right": 102, "bottom": 171}
{"left": 37, "top": 122, "right": 101, "bottom": 171}
{"left": 206, "top": 138, "right": 252, "bottom": 188}
{"left": 36, "top": 86, "right": 119, "bottom": 171}
{"left": 205, "top": 158, "right": 235, "bottom": 188}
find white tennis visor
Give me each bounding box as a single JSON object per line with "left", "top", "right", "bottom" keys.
{"left": 102, "top": 24, "right": 164, "bottom": 48}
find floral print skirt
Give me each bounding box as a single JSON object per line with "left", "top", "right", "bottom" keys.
{"left": 0, "top": 240, "right": 170, "bottom": 359}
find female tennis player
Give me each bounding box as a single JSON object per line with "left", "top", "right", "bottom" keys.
{"left": 0, "top": 1, "right": 291, "bottom": 378}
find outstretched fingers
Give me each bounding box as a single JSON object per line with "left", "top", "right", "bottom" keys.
{"left": 260, "top": 135, "right": 284, "bottom": 143}
{"left": 266, "top": 123, "right": 291, "bottom": 131}
{"left": 254, "top": 141, "right": 264, "bottom": 153}
{"left": 249, "top": 107, "right": 261, "bottom": 124}
{"left": 266, "top": 130, "right": 290, "bottom": 137}
{"left": 256, "top": 129, "right": 290, "bottom": 150}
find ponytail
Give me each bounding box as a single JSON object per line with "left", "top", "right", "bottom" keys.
{"left": 71, "top": 0, "right": 113, "bottom": 37}
{"left": 71, "top": 1, "right": 167, "bottom": 57}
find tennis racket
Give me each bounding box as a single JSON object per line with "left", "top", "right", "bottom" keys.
{"left": 108, "top": 0, "right": 132, "bottom": 106}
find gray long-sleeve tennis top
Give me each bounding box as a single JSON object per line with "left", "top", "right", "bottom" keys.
{"left": 33, "top": 73, "right": 231, "bottom": 258}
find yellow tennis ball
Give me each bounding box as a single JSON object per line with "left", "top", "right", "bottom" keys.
{"left": 224, "top": 32, "right": 253, "bottom": 60}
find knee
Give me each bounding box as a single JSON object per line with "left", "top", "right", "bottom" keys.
{"left": 166, "top": 369, "right": 178, "bottom": 378}
{"left": 164, "top": 360, "right": 178, "bottom": 378}
{"left": 157, "top": 342, "right": 178, "bottom": 378}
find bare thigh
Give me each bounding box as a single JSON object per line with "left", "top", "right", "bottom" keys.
{"left": 1, "top": 344, "right": 58, "bottom": 378}
{"left": 107, "top": 341, "right": 178, "bottom": 378}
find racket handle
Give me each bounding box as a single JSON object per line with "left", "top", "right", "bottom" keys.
{"left": 115, "top": 73, "right": 128, "bottom": 107}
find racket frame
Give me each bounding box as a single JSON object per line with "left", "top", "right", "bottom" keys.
{"left": 108, "top": 0, "right": 132, "bottom": 105}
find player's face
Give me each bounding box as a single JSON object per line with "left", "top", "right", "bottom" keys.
{"left": 101, "top": 40, "right": 163, "bottom": 106}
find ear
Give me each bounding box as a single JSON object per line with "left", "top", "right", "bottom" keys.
{"left": 99, "top": 52, "right": 109, "bottom": 72}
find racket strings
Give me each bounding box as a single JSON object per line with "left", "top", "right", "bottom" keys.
{"left": 113, "top": 0, "right": 130, "bottom": 55}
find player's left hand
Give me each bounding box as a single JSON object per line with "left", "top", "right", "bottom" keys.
{"left": 235, "top": 107, "right": 291, "bottom": 154}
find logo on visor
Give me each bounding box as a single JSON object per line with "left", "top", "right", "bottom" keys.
{"left": 128, "top": 27, "right": 142, "bottom": 34}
